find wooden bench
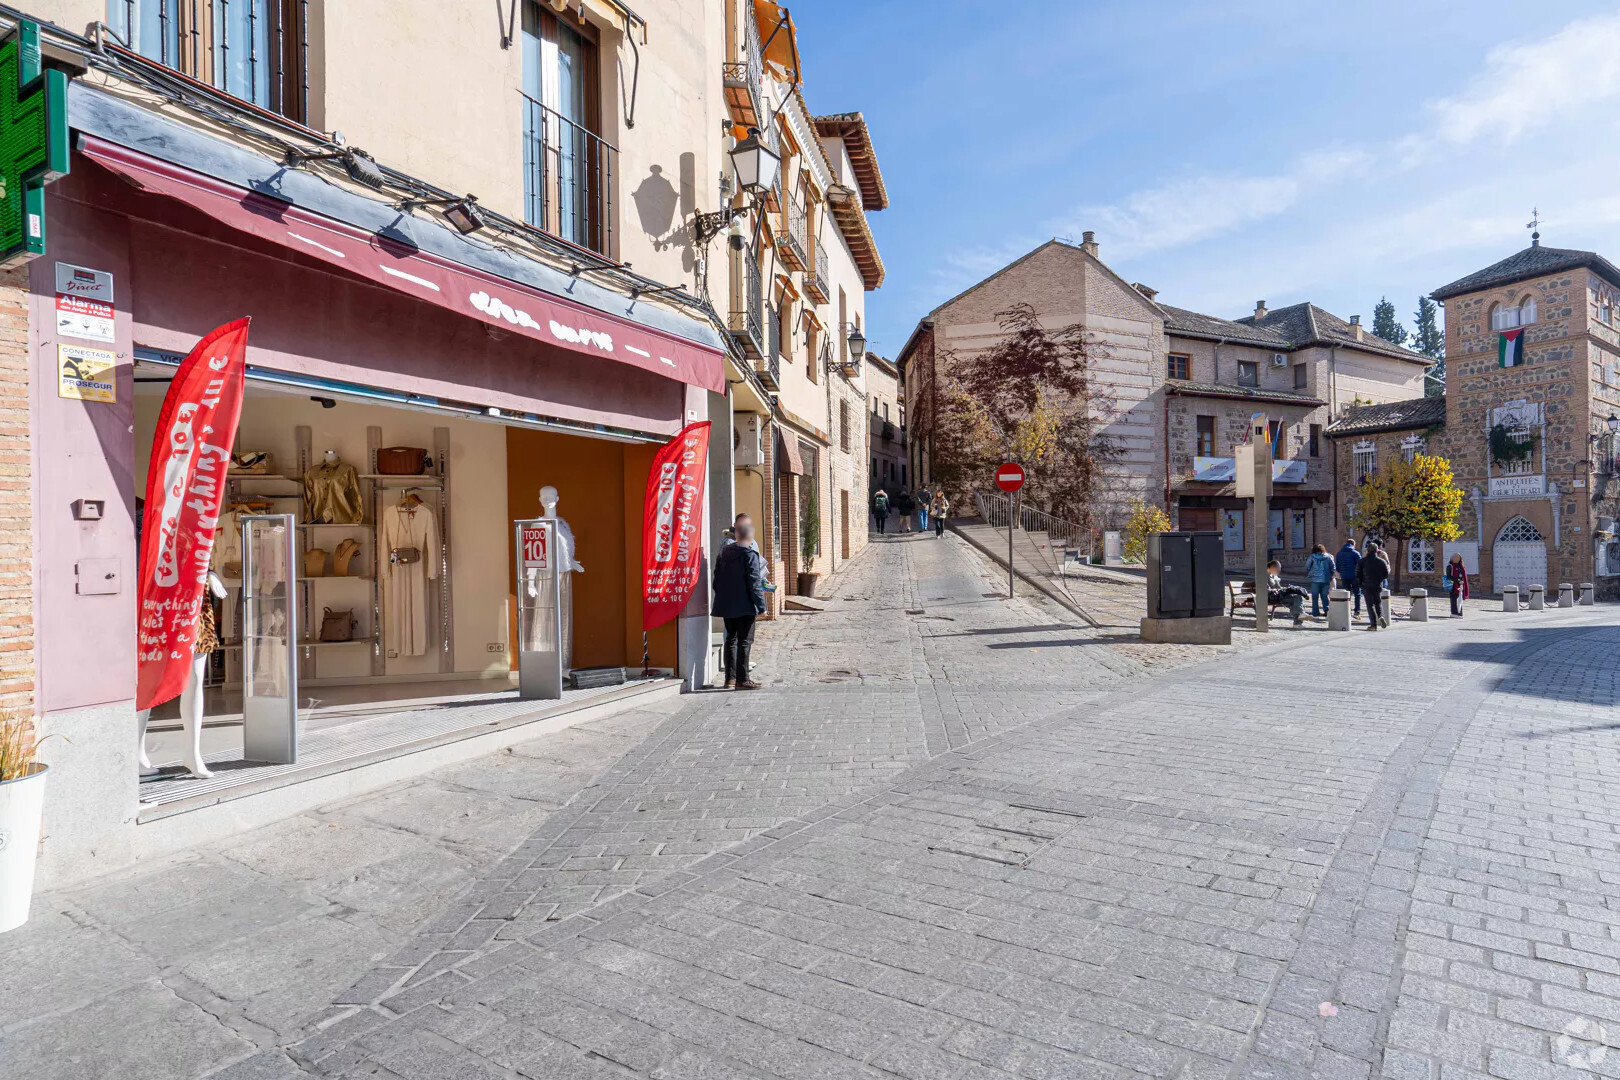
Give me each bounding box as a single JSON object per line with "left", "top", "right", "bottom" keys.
{"left": 1227, "top": 580, "right": 1294, "bottom": 618}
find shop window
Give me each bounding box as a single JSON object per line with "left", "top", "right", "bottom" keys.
{"left": 1289, "top": 510, "right": 1306, "bottom": 549}
{"left": 1168, "top": 353, "right": 1190, "bottom": 380}
{"left": 1408, "top": 538, "right": 1435, "bottom": 575}
{"left": 1220, "top": 508, "right": 1244, "bottom": 551}
{"left": 108, "top": 0, "right": 309, "bottom": 121}
{"left": 521, "top": 1, "right": 611, "bottom": 255}
{"left": 1196, "top": 415, "right": 1215, "bottom": 457}
{"left": 1237, "top": 361, "right": 1258, "bottom": 387}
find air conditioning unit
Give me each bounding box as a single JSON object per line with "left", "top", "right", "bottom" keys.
{"left": 733, "top": 412, "right": 762, "bottom": 468}
{"left": 1271, "top": 352, "right": 1288, "bottom": 368}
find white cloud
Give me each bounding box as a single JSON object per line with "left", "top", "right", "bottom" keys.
{"left": 1058, "top": 172, "right": 1301, "bottom": 259}
{"left": 1422, "top": 13, "right": 1620, "bottom": 146}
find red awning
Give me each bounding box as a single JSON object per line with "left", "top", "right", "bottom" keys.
{"left": 78, "top": 136, "right": 726, "bottom": 394}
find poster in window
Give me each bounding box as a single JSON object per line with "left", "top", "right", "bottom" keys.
{"left": 1289, "top": 510, "right": 1307, "bottom": 550}
{"left": 1269, "top": 509, "right": 1285, "bottom": 549}
{"left": 1220, "top": 509, "right": 1244, "bottom": 551}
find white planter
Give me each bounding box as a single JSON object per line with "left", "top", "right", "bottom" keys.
{"left": 0, "top": 763, "right": 47, "bottom": 933}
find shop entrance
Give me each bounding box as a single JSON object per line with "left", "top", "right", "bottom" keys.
{"left": 131, "top": 357, "right": 672, "bottom": 807}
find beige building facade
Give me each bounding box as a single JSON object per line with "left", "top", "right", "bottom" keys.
{"left": 900, "top": 235, "right": 1430, "bottom": 572}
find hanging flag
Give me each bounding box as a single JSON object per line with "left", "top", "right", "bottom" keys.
{"left": 136, "top": 318, "right": 251, "bottom": 710}
{"left": 642, "top": 421, "right": 711, "bottom": 631}
{"left": 1498, "top": 327, "right": 1526, "bottom": 368}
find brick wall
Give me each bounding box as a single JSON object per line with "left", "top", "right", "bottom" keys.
{"left": 0, "top": 268, "right": 33, "bottom": 714}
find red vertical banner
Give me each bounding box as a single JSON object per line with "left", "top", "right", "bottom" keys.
{"left": 642, "top": 421, "right": 711, "bottom": 630}
{"left": 136, "top": 318, "right": 251, "bottom": 710}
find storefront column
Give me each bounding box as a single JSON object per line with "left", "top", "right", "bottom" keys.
{"left": 677, "top": 386, "right": 716, "bottom": 691}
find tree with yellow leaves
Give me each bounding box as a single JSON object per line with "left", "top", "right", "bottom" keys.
{"left": 1121, "top": 501, "right": 1173, "bottom": 563}
{"left": 1349, "top": 452, "right": 1463, "bottom": 590}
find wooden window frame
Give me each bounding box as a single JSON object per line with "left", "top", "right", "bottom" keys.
{"left": 1168, "top": 353, "right": 1190, "bottom": 380}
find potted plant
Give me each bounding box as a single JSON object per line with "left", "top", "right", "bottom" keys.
{"left": 797, "top": 496, "right": 822, "bottom": 597}
{"left": 0, "top": 712, "right": 49, "bottom": 933}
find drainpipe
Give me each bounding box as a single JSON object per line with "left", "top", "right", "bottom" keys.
{"left": 1162, "top": 388, "right": 1173, "bottom": 510}
{"left": 1330, "top": 344, "right": 1340, "bottom": 528}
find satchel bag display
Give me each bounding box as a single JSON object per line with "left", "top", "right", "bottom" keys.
{"left": 230, "top": 450, "right": 274, "bottom": 474}
{"left": 375, "top": 447, "right": 428, "bottom": 475}
{"left": 319, "top": 607, "right": 357, "bottom": 643}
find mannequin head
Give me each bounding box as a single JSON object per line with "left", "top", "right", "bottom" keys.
{"left": 323, "top": 449, "right": 339, "bottom": 464}
{"left": 539, "top": 485, "right": 560, "bottom": 518}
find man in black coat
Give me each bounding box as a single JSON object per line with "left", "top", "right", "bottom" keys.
{"left": 1357, "top": 541, "right": 1391, "bottom": 630}
{"left": 712, "top": 520, "right": 767, "bottom": 689}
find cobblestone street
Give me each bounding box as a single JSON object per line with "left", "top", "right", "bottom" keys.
{"left": 5, "top": 532, "right": 1620, "bottom": 1080}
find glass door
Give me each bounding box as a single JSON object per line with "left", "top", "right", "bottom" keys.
{"left": 240, "top": 514, "right": 298, "bottom": 762}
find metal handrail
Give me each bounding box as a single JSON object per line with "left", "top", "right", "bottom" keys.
{"left": 974, "top": 491, "right": 1093, "bottom": 556}
{"left": 521, "top": 92, "right": 617, "bottom": 257}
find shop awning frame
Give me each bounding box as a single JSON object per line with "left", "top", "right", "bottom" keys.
{"left": 69, "top": 84, "right": 727, "bottom": 394}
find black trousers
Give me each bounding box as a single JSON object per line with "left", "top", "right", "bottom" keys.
{"left": 934, "top": 515, "right": 945, "bottom": 536}
{"left": 875, "top": 513, "right": 887, "bottom": 533}
{"left": 723, "top": 615, "right": 757, "bottom": 683}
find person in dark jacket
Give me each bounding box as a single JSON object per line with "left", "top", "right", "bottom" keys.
{"left": 712, "top": 521, "right": 768, "bottom": 689}
{"left": 1357, "top": 541, "right": 1391, "bottom": 630}
{"left": 1444, "top": 552, "right": 1470, "bottom": 617}
{"left": 1335, "top": 539, "right": 1363, "bottom": 620}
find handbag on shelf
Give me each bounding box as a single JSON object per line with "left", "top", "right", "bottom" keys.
{"left": 230, "top": 450, "right": 274, "bottom": 474}
{"left": 319, "top": 607, "right": 356, "bottom": 643}
{"left": 303, "top": 548, "right": 329, "bottom": 578}
{"left": 389, "top": 546, "right": 422, "bottom": 566}
{"left": 376, "top": 447, "right": 428, "bottom": 475}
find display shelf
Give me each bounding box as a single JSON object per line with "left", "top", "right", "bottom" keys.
{"left": 359, "top": 474, "right": 443, "bottom": 483}
{"left": 296, "top": 522, "right": 374, "bottom": 530}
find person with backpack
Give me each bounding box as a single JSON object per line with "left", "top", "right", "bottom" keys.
{"left": 872, "top": 489, "right": 890, "bottom": 534}
{"left": 1304, "top": 543, "right": 1337, "bottom": 619}
{"left": 1357, "top": 541, "right": 1391, "bottom": 630}
{"left": 1335, "top": 539, "right": 1363, "bottom": 622}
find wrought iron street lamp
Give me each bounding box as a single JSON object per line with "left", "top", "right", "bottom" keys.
{"left": 729, "top": 127, "right": 780, "bottom": 195}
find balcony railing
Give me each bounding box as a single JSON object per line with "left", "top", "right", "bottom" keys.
{"left": 721, "top": 10, "right": 764, "bottom": 127}
{"left": 729, "top": 250, "right": 765, "bottom": 355}
{"left": 778, "top": 197, "right": 807, "bottom": 271}
{"left": 522, "top": 93, "right": 616, "bottom": 257}
{"left": 109, "top": 0, "right": 308, "bottom": 121}
{"left": 805, "top": 237, "right": 831, "bottom": 304}
{"left": 765, "top": 302, "right": 781, "bottom": 387}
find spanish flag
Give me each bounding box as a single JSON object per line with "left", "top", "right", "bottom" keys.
{"left": 1498, "top": 328, "right": 1526, "bottom": 367}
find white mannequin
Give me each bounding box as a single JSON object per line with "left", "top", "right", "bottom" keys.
{"left": 137, "top": 571, "right": 227, "bottom": 779}
{"left": 539, "top": 486, "right": 583, "bottom": 672}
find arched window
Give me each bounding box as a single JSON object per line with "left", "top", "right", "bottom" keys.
{"left": 1491, "top": 296, "right": 1538, "bottom": 331}
{"left": 1518, "top": 295, "right": 1537, "bottom": 325}
{"left": 1496, "top": 516, "right": 1543, "bottom": 544}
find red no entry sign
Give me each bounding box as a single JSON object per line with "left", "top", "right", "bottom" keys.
{"left": 995, "top": 463, "right": 1026, "bottom": 492}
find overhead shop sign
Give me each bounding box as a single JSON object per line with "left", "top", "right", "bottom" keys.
{"left": 0, "top": 20, "right": 69, "bottom": 267}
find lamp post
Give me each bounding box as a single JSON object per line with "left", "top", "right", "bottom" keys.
{"left": 691, "top": 127, "right": 782, "bottom": 246}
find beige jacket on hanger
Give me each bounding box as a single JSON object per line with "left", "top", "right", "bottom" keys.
{"left": 303, "top": 460, "right": 364, "bottom": 524}
{"left": 381, "top": 501, "right": 441, "bottom": 658}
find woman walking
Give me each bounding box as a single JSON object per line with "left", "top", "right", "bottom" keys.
{"left": 1444, "top": 552, "right": 1469, "bottom": 616}
{"left": 931, "top": 491, "right": 950, "bottom": 537}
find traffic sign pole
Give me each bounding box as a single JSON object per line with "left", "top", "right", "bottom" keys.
{"left": 995, "top": 463, "right": 1026, "bottom": 600}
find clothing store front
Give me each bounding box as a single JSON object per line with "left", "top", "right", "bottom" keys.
{"left": 30, "top": 87, "right": 725, "bottom": 884}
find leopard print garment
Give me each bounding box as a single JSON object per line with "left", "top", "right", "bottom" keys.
{"left": 194, "top": 601, "right": 220, "bottom": 655}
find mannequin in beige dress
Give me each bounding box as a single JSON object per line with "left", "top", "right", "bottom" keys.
{"left": 382, "top": 493, "right": 441, "bottom": 657}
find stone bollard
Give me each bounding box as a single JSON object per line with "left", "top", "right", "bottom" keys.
{"left": 1529, "top": 584, "right": 1545, "bottom": 610}
{"left": 1409, "top": 589, "right": 1428, "bottom": 622}
{"left": 1503, "top": 586, "right": 1519, "bottom": 612}
{"left": 1559, "top": 582, "right": 1574, "bottom": 608}
{"left": 1379, "top": 588, "right": 1391, "bottom": 625}
{"left": 1328, "top": 589, "right": 1351, "bottom": 631}
{"left": 1581, "top": 582, "right": 1596, "bottom": 606}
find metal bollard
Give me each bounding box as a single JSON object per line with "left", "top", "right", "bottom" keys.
{"left": 1328, "top": 589, "right": 1351, "bottom": 631}
{"left": 1559, "top": 582, "right": 1574, "bottom": 608}
{"left": 1529, "top": 584, "right": 1545, "bottom": 610}
{"left": 1581, "top": 582, "right": 1596, "bottom": 606}
{"left": 1409, "top": 588, "right": 1428, "bottom": 622}
{"left": 1503, "top": 586, "right": 1519, "bottom": 612}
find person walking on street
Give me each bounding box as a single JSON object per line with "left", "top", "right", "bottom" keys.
{"left": 897, "top": 490, "right": 914, "bottom": 532}
{"left": 1445, "top": 552, "right": 1470, "bottom": 616}
{"left": 1305, "top": 543, "right": 1336, "bottom": 618}
{"left": 1335, "top": 539, "right": 1363, "bottom": 621}
{"left": 932, "top": 491, "right": 950, "bottom": 537}
{"left": 712, "top": 520, "right": 767, "bottom": 689}
{"left": 872, "top": 489, "right": 889, "bottom": 534}
{"left": 1357, "top": 541, "right": 1390, "bottom": 629}
{"left": 916, "top": 486, "right": 932, "bottom": 532}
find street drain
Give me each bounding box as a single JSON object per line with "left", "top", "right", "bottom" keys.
{"left": 905, "top": 608, "right": 926, "bottom": 615}
{"left": 929, "top": 805, "right": 1084, "bottom": 868}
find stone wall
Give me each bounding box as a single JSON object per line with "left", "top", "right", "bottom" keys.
{"left": 0, "top": 268, "right": 32, "bottom": 716}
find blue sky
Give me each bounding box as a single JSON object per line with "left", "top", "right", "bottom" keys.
{"left": 794, "top": 1, "right": 1620, "bottom": 357}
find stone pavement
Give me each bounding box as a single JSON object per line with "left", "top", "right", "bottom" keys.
{"left": 4, "top": 529, "right": 1619, "bottom": 1080}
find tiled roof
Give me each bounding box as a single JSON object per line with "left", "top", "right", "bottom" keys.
{"left": 1235, "top": 303, "right": 1430, "bottom": 363}
{"left": 1430, "top": 243, "right": 1620, "bottom": 300}
{"left": 1325, "top": 395, "right": 1447, "bottom": 436}
{"left": 1161, "top": 304, "right": 1291, "bottom": 347}
{"left": 1165, "top": 380, "right": 1325, "bottom": 407}
{"left": 812, "top": 112, "right": 889, "bottom": 211}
